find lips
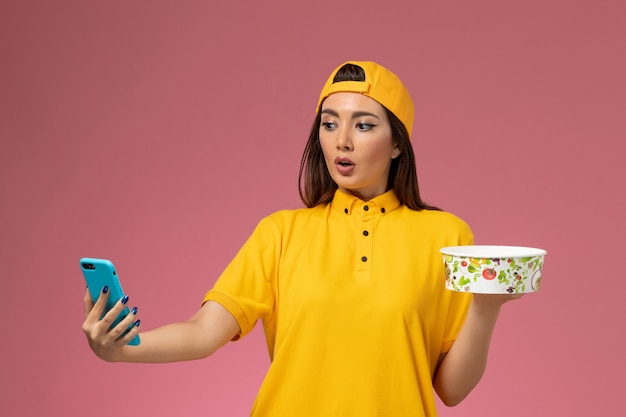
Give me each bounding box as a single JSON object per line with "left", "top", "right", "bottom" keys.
{"left": 334, "top": 156, "right": 355, "bottom": 175}
{"left": 334, "top": 156, "right": 354, "bottom": 166}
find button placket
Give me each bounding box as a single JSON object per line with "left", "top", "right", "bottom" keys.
{"left": 355, "top": 203, "right": 374, "bottom": 283}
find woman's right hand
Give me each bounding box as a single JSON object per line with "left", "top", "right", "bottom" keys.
{"left": 82, "top": 287, "right": 140, "bottom": 362}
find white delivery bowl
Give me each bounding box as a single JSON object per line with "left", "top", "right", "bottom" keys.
{"left": 440, "top": 245, "right": 547, "bottom": 294}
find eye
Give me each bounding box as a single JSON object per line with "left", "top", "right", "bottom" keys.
{"left": 321, "top": 121, "right": 336, "bottom": 130}
{"left": 356, "top": 123, "right": 376, "bottom": 131}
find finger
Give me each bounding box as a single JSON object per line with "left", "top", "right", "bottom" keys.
{"left": 85, "top": 286, "right": 110, "bottom": 323}
{"left": 115, "top": 315, "right": 141, "bottom": 345}
{"left": 105, "top": 303, "right": 139, "bottom": 342}
{"left": 98, "top": 294, "right": 129, "bottom": 330}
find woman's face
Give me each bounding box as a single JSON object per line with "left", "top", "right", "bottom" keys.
{"left": 319, "top": 92, "right": 400, "bottom": 201}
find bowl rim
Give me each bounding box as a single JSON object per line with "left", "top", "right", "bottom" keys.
{"left": 440, "top": 245, "right": 547, "bottom": 258}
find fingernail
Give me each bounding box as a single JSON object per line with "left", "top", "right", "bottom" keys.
{"left": 131, "top": 307, "right": 138, "bottom": 315}
{"left": 121, "top": 295, "right": 129, "bottom": 304}
{"left": 102, "top": 286, "right": 109, "bottom": 294}
{"left": 134, "top": 320, "right": 141, "bottom": 327}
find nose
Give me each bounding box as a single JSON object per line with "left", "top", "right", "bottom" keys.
{"left": 336, "top": 125, "right": 353, "bottom": 151}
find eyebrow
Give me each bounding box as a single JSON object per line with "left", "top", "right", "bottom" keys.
{"left": 320, "top": 109, "right": 380, "bottom": 120}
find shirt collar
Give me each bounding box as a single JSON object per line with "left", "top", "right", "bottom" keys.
{"left": 330, "top": 188, "right": 401, "bottom": 216}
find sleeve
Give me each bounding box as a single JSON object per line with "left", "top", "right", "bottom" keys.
{"left": 440, "top": 214, "right": 474, "bottom": 353}
{"left": 202, "top": 215, "right": 280, "bottom": 339}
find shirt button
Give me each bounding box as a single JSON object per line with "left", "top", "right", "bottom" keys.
{"left": 363, "top": 230, "right": 369, "bottom": 236}
{"left": 344, "top": 208, "right": 349, "bottom": 214}
{"left": 363, "top": 205, "right": 369, "bottom": 211}
{"left": 381, "top": 208, "right": 386, "bottom": 214}
{"left": 361, "top": 256, "right": 368, "bottom": 262}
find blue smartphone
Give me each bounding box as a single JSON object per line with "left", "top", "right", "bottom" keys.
{"left": 80, "top": 257, "right": 140, "bottom": 346}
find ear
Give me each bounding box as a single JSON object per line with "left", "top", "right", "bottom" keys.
{"left": 391, "top": 144, "right": 401, "bottom": 160}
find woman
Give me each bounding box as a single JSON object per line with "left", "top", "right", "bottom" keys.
{"left": 83, "top": 61, "right": 520, "bottom": 416}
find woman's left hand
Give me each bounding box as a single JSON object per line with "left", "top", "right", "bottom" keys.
{"left": 433, "top": 291, "right": 525, "bottom": 406}
{"left": 471, "top": 292, "right": 524, "bottom": 311}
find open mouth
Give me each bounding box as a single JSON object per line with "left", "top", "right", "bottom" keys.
{"left": 335, "top": 157, "right": 354, "bottom": 167}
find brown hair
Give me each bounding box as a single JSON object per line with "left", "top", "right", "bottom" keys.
{"left": 298, "top": 63, "right": 439, "bottom": 211}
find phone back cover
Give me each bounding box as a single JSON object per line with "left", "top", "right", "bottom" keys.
{"left": 80, "top": 257, "right": 140, "bottom": 345}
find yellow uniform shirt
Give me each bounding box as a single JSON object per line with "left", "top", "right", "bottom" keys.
{"left": 204, "top": 189, "right": 473, "bottom": 416}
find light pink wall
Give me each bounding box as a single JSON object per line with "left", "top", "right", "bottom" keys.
{"left": 1, "top": 1, "right": 624, "bottom": 416}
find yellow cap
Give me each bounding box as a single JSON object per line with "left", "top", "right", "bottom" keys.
{"left": 316, "top": 61, "right": 414, "bottom": 138}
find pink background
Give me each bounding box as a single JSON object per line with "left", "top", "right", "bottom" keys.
{"left": 1, "top": 1, "right": 624, "bottom": 415}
